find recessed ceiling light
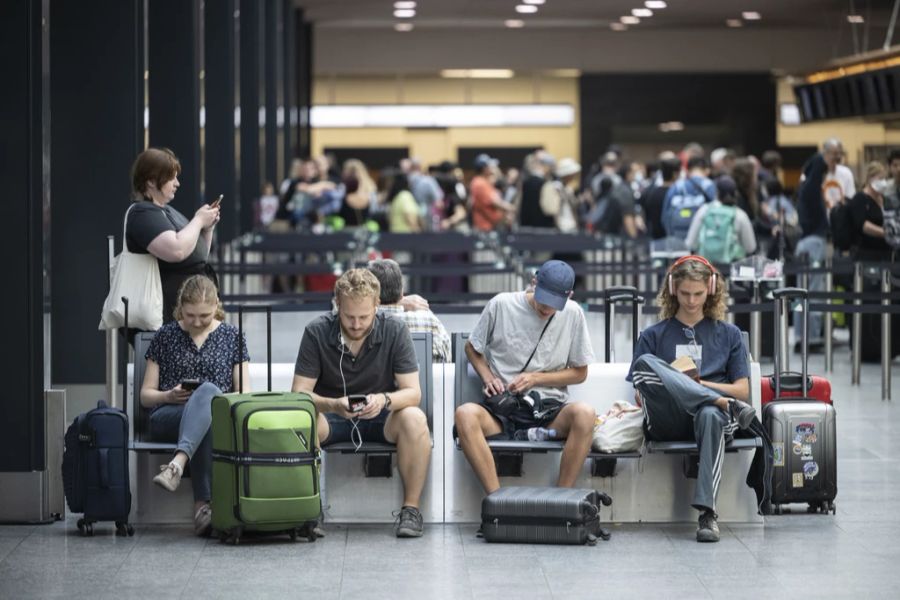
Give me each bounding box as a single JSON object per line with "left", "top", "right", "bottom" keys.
{"left": 645, "top": 1, "right": 667, "bottom": 8}
{"left": 742, "top": 11, "right": 761, "bottom": 20}
{"left": 515, "top": 4, "right": 538, "bottom": 14}
{"left": 726, "top": 18, "right": 743, "bottom": 28}
{"left": 633, "top": 8, "right": 653, "bottom": 18}
{"left": 522, "top": 0, "right": 546, "bottom": 4}
{"left": 394, "top": 1, "right": 416, "bottom": 9}
{"left": 505, "top": 19, "right": 525, "bottom": 28}
{"left": 621, "top": 16, "right": 640, "bottom": 25}
{"left": 610, "top": 22, "right": 628, "bottom": 31}
{"left": 847, "top": 14, "right": 864, "bottom": 24}
{"left": 394, "top": 9, "right": 415, "bottom": 18}
{"left": 440, "top": 69, "right": 515, "bottom": 79}
{"left": 394, "top": 22, "right": 414, "bottom": 32}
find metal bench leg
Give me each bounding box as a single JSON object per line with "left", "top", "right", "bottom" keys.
{"left": 364, "top": 454, "right": 393, "bottom": 478}
{"left": 493, "top": 452, "right": 524, "bottom": 477}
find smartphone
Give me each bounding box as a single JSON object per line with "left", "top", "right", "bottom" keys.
{"left": 181, "top": 378, "right": 201, "bottom": 391}
{"left": 348, "top": 395, "right": 368, "bottom": 412}
{"left": 210, "top": 194, "right": 223, "bottom": 208}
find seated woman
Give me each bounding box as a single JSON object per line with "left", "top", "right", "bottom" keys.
{"left": 140, "top": 275, "right": 249, "bottom": 535}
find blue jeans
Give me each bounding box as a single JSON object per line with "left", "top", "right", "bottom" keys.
{"left": 632, "top": 354, "right": 737, "bottom": 513}
{"left": 793, "top": 235, "right": 826, "bottom": 343}
{"left": 148, "top": 382, "right": 221, "bottom": 502}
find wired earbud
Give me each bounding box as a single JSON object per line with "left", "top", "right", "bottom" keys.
{"left": 667, "top": 255, "right": 717, "bottom": 296}
{"left": 338, "top": 330, "right": 363, "bottom": 452}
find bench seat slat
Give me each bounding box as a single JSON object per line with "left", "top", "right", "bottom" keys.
{"left": 646, "top": 437, "right": 761, "bottom": 454}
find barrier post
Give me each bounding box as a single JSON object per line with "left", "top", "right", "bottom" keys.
{"left": 852, "top": 262, "right": 862, "bottom": 385}
{"left": 824, "top": 268, "right": 833, "bottom": 373}
{"left": 105, "top": 236, "right": 118, "bottom": 408}
{"left": 750, "top": 280, "right": 761, "bottom": 363}
{"left": 882, "top": 267, "right": 892, "bottom": 402}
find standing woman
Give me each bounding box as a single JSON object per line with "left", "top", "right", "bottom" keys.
{"left": 849, "top": 161, "right": 893, "bottom": 261}
{"left": 140, "top": 275, "right": 250, "bottom": 535}
{"left": 126, "top": 148, "right": 220, "bottom": 324}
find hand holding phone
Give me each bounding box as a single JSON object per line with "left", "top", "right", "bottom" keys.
{"left": 348, "top": 394, "right": 368, "bottom": 413}
{"left": 181, "top": 378, "right": 200, "bottom": 392}
{"left": 210, "top": 194, "right": 223, "bottom": 208}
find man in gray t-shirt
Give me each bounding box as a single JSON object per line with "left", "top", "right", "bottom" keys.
{"left": 456, "top": 260, "right": 597, "bottom": 494}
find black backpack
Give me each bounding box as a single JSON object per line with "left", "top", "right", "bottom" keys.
{"left": 829, "top": 201, "right": 856, "bottom": 251}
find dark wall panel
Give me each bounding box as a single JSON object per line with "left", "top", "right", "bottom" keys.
{"left": 0, "top": 0, "right": 47, "bottom": 470}
{"left": 50, "top": 0, "right": 143, "bottom": 386}
{"left": 295, "top": 13, "right": 312, "bottom": 159}
{"left": 204, "top": 0, "right": 238, "bottom": 242}
{"left": 579, "top": 73, "right": 776, "bottom": 167}
{"left": 148, "top": 0, "right": 201, "bottom": 209}
{"left": 239, "top": 0, "right": 262, "bottom": 234}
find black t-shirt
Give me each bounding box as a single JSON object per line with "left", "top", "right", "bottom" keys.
{"left": 294, "top": 312, "right": 419, "bottom": 402}
{"left": 849, "top": 191, "right": 891, "bottom": 258}
{"left": 125, "top": 201, "right": 208, "bottom": 274}
{"left": 640, "top": 184, "right": 670, "bottom": 240}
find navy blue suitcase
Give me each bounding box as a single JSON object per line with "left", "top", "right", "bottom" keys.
{"left": 62, "top": 400, "right": 134, "bottom": 536}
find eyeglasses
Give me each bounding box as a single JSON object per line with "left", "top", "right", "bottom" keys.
{"left": 682, "top": 327, "right": 701, "bottom": 359}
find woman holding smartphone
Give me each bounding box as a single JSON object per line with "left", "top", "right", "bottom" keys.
{"left": 126, "top": 147, "right": 222, "bottom": 324}
{"left": 140, "top": 275, "right": 250, "bottom": 536}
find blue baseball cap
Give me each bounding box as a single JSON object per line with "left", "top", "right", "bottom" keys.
{"left": 534, "top": 260, "right": 575, "bottom": 310}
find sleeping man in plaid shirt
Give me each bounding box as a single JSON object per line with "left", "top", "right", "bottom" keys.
{"left": 367, "top": 259, "right": 452, "bottom": 362}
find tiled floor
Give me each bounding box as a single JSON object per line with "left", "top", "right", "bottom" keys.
{"left": 3, "top": 336, "right": 899, "bottom": 599}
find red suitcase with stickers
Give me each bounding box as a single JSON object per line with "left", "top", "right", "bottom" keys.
{"left": 762, "top": 288, "right": 837, "bottom": 515}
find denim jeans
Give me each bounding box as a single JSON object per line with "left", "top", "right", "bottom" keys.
{"left": 793, "top": 234, "right": 827, "bottom": 344}
{"left": 148, "top": 382, "right": 221, "bottom": 502}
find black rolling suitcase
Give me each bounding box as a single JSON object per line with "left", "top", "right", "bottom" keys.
{"left": 763, "top": 287, "right": 837, "bottom": 515}
{"left": 480, "top": 487, "right": 612, "bottom": 545}
{"left": 62, "top": 400, "right": 134, "bottom": 536}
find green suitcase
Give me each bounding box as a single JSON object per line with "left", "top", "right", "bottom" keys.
{"left": 211, "top": 391, "right": 320, "bottom": 544}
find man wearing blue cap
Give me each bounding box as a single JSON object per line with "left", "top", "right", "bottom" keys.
{"left": 456, "top": 260, "right": 596, "bottom": 494}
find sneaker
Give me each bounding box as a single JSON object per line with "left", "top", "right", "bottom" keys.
{"left": 728, "top": 399, "right": 756, "bottom": 430}
{"left": 152, "top": 461, "right": 183, "bottom": 492}
{"left": 395, "top": 506, "right": 424, "bottom": 538}
{"left": 697, "top": 510, "right": 720, "bottom": 543}
{"left": 193, "top": 504, "right": 212, "bottom": 537}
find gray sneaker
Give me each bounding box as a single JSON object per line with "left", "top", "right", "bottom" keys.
{"left": 193, "top": 504, "right": 212, "bottom": 537}
{"left": 697, "top": 510, "right": 720, "bottom": 543}
{"left": 729, "top": 399, "right": 756, "bottom": 430}
{"left": 395, "top": 506, "right": 424, "bottom": 538}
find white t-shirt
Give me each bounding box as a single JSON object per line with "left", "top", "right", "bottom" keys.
{"left": 469, "top": 292, "right": 595, "bottom": 402}
{"left": 823, "top": 164, "right": 856, "bottom": 208}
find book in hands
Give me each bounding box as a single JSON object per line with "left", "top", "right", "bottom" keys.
{"left": 671, "top": 355, "right": 700, "bottom": 382}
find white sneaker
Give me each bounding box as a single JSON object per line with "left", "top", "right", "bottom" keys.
{"left": 152, "top": 461, "right": 183, "bottom": 492}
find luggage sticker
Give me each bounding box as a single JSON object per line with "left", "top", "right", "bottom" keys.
{"left": 773, "top": 443, "right": 784, "bottom": 467}
{"left": 792, "top": 473, "right": 804, "bottom": 488}
{"left": 803, "top": 461, "right": 819, "bottom": 480}
{"left": 800, "top": 444, "right": 814, "bottom": 461}
{"left": 792, "top": 439, "right": 803, "bottom": 455}
{"left": 795, "top": 422, "right": 817, "bottom": 444}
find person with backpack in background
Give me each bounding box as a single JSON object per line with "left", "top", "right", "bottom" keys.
{"left": 540, "top": 158, "right": 582, "bottom": 233}
{"left": 661, "top": 156, "right": 717, "bottom": 241}
{"left": 685, "top": 175, "right": 757, "bottom": 265}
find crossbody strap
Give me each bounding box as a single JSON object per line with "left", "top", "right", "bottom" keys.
{"left": 520, "top": 314, "right": 554, "bottom": 373}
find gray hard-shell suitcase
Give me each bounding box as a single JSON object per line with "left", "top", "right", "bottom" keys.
{"left": 764, "top": 288, "right": 837, "bottom": 515}
{"left": 480, "top": 487, "right": 612, "bottom": 545}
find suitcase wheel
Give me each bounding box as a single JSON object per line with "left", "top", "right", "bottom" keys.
{"left": 289, "top": 529, "right": 298, "bottom": 542}
{"left": 302, "top": 522, "right": 317, "bottom": 543}
{"left": 115, "top": 522, "right": 135, "bottom": 537}
{"left": 773, "top": 504, "right": 783, "bottom": 515}
{"left": 76, "top": 518, "right": 84, "bottom": 533}
{"left": 598, "top": 528, "right": 611, "bottom": 542}
{"left": 598, "top": 493, "right": 613, "bottom": 507}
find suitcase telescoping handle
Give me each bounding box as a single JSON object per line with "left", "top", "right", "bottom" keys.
{"left": 603, "top": 286, "right": 644, "bottom": 363}
{"left": 772, "top": 287, "right": 808, "bottom": 399}
{"left": 237, "top": 305, "right": 273, "bottom": 393}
